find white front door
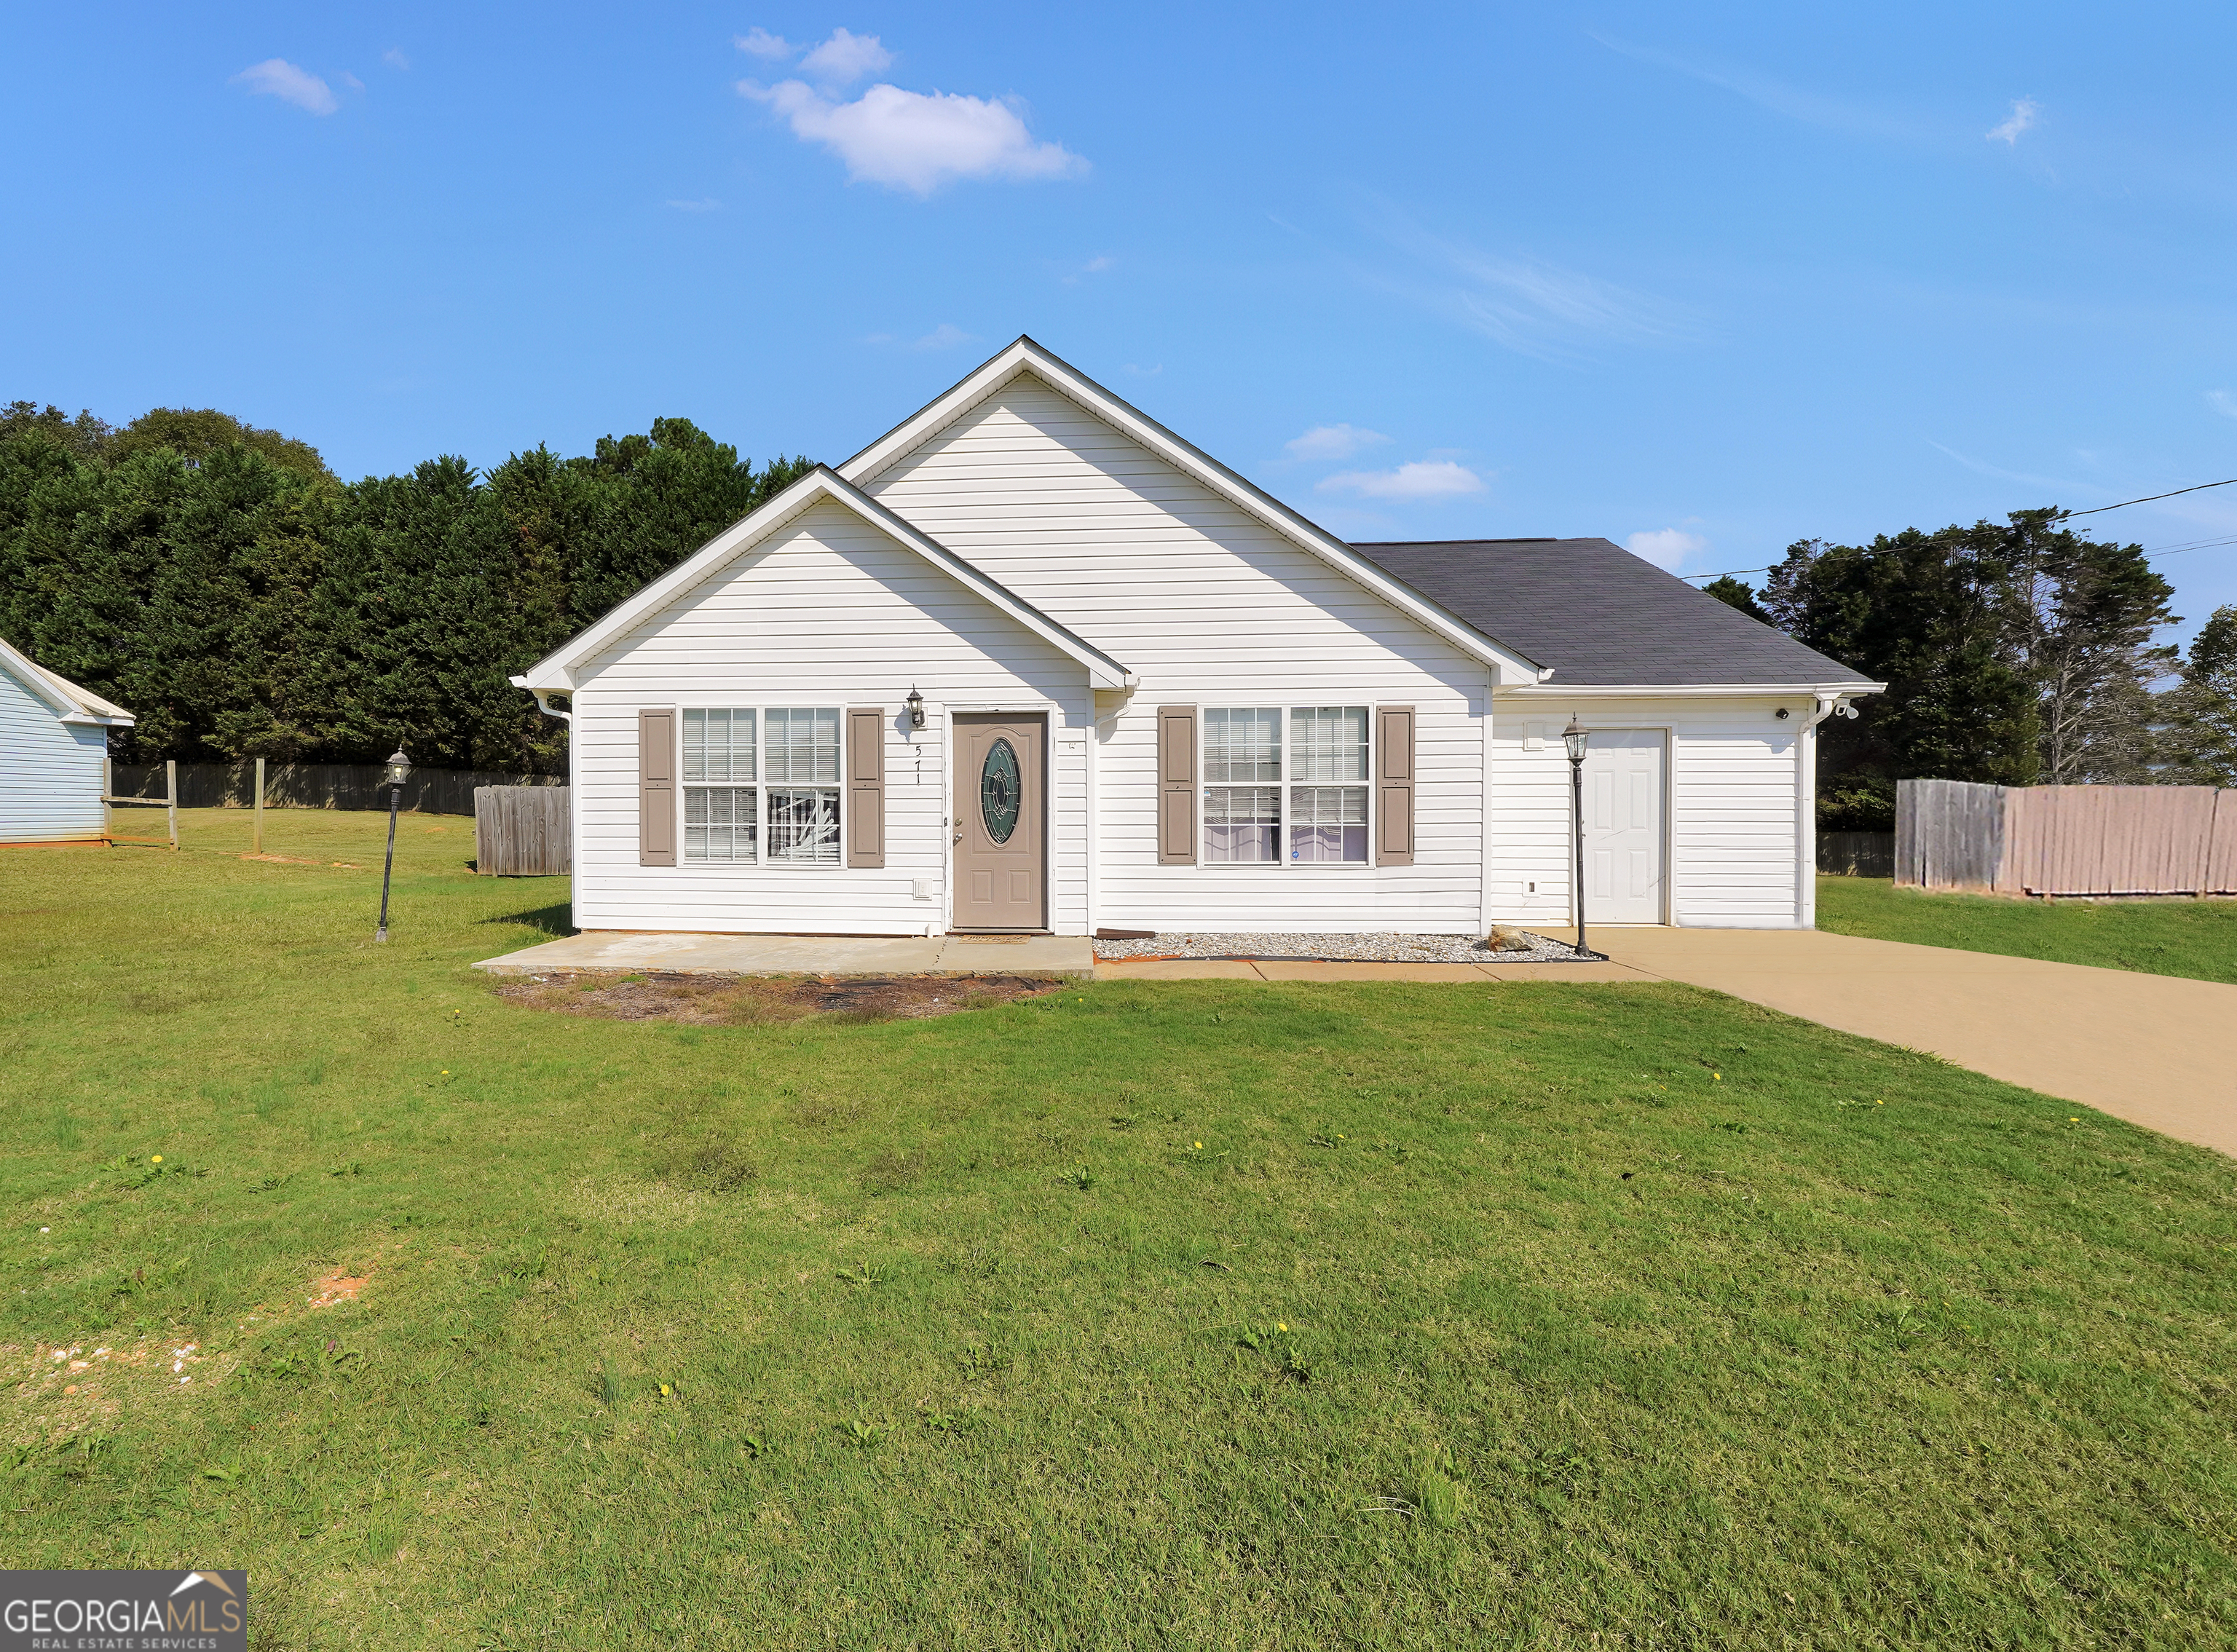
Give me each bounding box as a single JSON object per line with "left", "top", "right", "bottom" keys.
{"left": 1582, "top": 729, "right": 1665, "bottom": 923}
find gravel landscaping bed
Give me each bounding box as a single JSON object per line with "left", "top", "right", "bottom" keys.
{"left": 1092, "top": 929, "right": 1589, "bottom": 963}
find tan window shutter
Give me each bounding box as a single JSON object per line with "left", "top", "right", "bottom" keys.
{"left": 1376, "top": 705, "right": 1415, "bottom": 866}
{"left": 1157, "top": 706, "right": 1198, "bottom": 865}
{"left": 639, "top": 708, "right": 676, "bottom": 866}
{"left": 846, "top": 707, "right": 885, "bottom": 868}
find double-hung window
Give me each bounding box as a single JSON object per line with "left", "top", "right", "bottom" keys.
{"left": 1203, "top": 707, "right": 1282, "bottom": 862}
{"left": 681, "top": 706, "right": 841, "bottom": 863}
{"left": 682, "top": 709, "right": 757, "bottom": 861}
{"left": 1287, "top": 706, "right": 1370, "bottom": 862}
{"left": 765, "top": 707, "right": 841, "bottom": 863}
{"left": 1201, "top": 706, "right": 1370, "bottom": 864}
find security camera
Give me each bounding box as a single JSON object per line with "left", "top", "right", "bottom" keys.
{"left": 1775, "top": 707, "right": 1790, "bottom": 719}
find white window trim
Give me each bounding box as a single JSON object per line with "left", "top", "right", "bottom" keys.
{"left": 1193, "top": 703, "right": 1377, "bottom": 871}
{"left": 676, "top": 704, "right": 848, "bottom": 868}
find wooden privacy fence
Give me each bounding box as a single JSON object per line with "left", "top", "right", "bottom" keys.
{"left": 474, "top": 786, "right": 571, "bottom": 876}
{"left": 110, "top": 760, "right": 565, "bottom": 817}
{"left": 1897, "top": 778, "right": 2237, "bottom": 896}
{"left": 1817, "top": 831, "right": 1895, "bottom": 877}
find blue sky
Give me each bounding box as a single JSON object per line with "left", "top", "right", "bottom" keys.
{"left": 6, "top": 2, "right": 2234, "bottom": 644}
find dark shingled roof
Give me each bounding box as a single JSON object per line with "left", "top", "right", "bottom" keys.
{"left": 1350, "top": 537, "right": 1878, "bottom": 688}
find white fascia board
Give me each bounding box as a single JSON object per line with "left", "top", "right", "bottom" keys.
{"left": 0, "top": 635, "right": 135, "bottom": 724}
{"left": 1496, "top": 681, "right": 1887, "bottom": 700}
{"left": 517, "top": 465, "right": 1135, "bottom": 693}
{"left": 837, "top": 336, "right": 1544, "bottom": 684}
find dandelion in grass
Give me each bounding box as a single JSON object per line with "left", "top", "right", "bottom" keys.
{"left": 151, "top": 1155, "right": 162, "bottom": 1163}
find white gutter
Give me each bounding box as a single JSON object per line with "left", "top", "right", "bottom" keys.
{"left": 1499, "top": 681, "right": 1885, "bottom": 700}
{"left": 510, "top": 675, "right": 572, "bottom": 723}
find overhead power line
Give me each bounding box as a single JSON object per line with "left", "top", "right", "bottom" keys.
{"left": 1679, "top": 475, "right": 2237, "bottom": 584}
{"left": 2066, "top": 477, "right": 2237, "bottom": 516}
{"left": 1681, "top": 531, "right": 2237, "bottom": 585}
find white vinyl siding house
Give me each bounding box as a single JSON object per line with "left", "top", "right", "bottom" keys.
{"left": 0, "top": 637, "right": 134, "bottom": 845}
{"left": 517, "top": 339, "right": 1880, "bottom": 938}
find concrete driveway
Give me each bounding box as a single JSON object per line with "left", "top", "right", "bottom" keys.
{"left": 1563, "top": 928, "right": 2237, "bottom": 1159}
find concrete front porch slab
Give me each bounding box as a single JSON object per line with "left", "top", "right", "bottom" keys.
{"left": 474, "top": 931, "right": 1094, "bottom": 979}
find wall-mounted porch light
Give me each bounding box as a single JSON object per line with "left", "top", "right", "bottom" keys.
{"left": 906, "top": 687, "right": 926, "bottom": 730}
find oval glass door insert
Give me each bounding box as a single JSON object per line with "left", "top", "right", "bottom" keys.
{"left": 980, "top": 738, "right": 1021, "bottom": 843}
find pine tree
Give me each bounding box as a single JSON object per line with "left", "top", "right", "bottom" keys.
{"left": 1700, "top": 574, "right": 1770, "bottom": 623}
{"left": 2159, "top": 606, "right": 2237, "bottom": 786}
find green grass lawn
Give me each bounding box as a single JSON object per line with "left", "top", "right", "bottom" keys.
{"left": 1818, "top": 875, "right": 2237, "bottom": 985}
{"left": 4, "top": 810, "right": 2235, "bottom": 1648}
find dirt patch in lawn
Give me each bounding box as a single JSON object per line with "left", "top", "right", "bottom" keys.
{"left": 307, "top": 1266, "right": 372, "bottom": 1310}
{"left": 492, "top": 970, "right": 1065, "bottom": 1025}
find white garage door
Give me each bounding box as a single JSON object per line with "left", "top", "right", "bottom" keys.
{"left": 1583, "top": 729, "right": 1665, "bottom": 923}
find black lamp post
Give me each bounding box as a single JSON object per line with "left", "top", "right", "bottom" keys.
{"left": 1562, "top": 716, "right": 1604, "bottom": 961}
{"left": 374, "top": 746, "right": 412, "bottom": 943}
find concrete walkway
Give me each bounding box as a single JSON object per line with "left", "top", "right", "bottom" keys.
{"left": 476, "top": 930, "right": 1094, "bottom": 979}
{"left": 1102, "top": 930, "right": 2237, "bottom": 1158}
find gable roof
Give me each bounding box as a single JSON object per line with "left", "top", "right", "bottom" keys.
{"left": 0, "top": 636, "right": 134, "bottom": 725}
{"left": 517, "top": 465, "right": 1135, "bottom": 692}
{"left": 1351, "top": 539, "right": 1882, "bottom": 690}
{"left": 838, "top": 337, "right": 1546, "bottom": 682}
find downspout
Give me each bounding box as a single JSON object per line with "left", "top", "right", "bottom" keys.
{"left": 512, "top": 675, "right": 576, "bottom": 930}
{"left": 510, "top": 676, "right": 572, "bottom": 724}
{"left": 1795, "top": 694, "right": 1854, "bottom": 928}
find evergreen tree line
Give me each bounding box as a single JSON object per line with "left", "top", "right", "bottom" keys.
{"left": 0, "top": 401, "right": 811, "bottom": 774}
{"left": 7, "top": 400, "right": 2231, "bottom": 813}
{"left": 1705, "top": 508, "right": 2237, "bottom": 827}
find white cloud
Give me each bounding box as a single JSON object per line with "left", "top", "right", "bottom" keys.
{"left": 382, "top": 48, "right": 410, "bottom": 71}
{"left": 912, "top": 323, "right": 974, "bottom": 349}
{"left": 1318, "top": 460, "right": 1485, "bottom": 501}
{"left": 1590, "top": 32, "right": 1919, "bottom": 143}
{"left": 1928, "top": 440, "right": 2091, "bottom": 495}
{"left": 232, "top": 59, "right": 338, "bottom": 116}
{"left": 1987, "top": 98, "right": 2039, "bottom": 145}
{"left": 1060, "top": 252, "right": 1115, "bottom": 286}
{"left": 735, "top": 28, "right": 794, "bottom": 59}
{"left": 799, "top": 28, "right": 891, "bottom": 86}
{"left": 2206, "top": 390, "right": 2237, "bottom": 419}
{"left": 1362, "top": 205, "right": 1693, "bottom": 364}
{"left": 1286, "top": 424, "right": 1389, "bottom": 462}
{"left": 1626, "top": 529, "right": 1708, "bottom": 570}
{"left": 338, "top": 71, "right": 365, "bottom": 92}
{"left": 665, "top": 198, "right": 722, "bottom": 213}
{"left": 741, "top": 79, "right": 1087, "bottom": 196}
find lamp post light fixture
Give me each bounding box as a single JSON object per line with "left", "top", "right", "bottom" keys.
{"left": 905, "top": 687, "right": 926, "bottom": 730}
{"left": 374, "top": 746, "right": 412, "bottom": 943}
{"left": 1561, "top": 716, "right": 1605, "bottom": 962}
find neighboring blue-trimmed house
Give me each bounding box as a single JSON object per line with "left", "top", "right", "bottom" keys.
{"left": 0, "top": 636, "right": 135, "bottom": 845}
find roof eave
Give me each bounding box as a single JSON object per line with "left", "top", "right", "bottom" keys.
{"left": 1496, "top": 680, "right": 1887, "bottom": 698}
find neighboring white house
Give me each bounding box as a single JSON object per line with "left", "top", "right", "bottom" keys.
{"left": 513, "top": 338, "right": 1883, "bottom": 938}
{"left": 0, "top": 636, "right": 135, "bottom": 845}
